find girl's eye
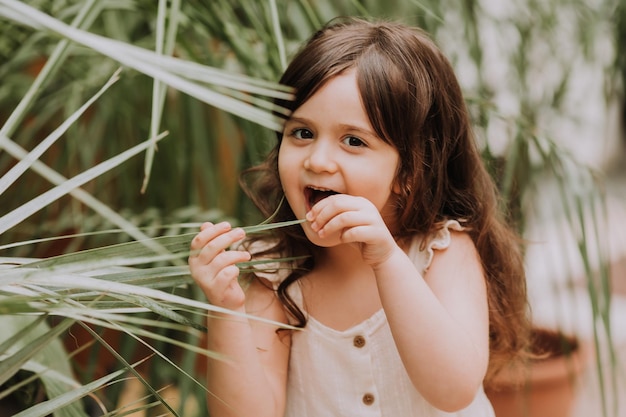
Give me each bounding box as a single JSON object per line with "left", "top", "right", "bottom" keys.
{"left": 292, "top": 128, "right": 314, "bottom": 139}
{"left": 342, "top": 136, "right": 366, "bottom": 147}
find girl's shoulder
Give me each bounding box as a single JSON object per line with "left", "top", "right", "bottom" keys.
{"left": 407, "top": 219, "right": 466, "bottom": 274}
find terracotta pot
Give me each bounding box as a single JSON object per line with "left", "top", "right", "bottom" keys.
{"left": 485, "top": 328, "right": 589, "bottom": 417}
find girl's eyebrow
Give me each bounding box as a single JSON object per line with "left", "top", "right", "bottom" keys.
{"left": 337, "top": 123, "right": 378, "bottom": 138}
{"left": 284, "top": 116, "right": 310, "bottom": 125}
{"left": 286, "top": 116, "right": 377, "bottom": 138}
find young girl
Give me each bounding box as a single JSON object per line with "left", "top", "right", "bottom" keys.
{"left": 189, "top": 17, "right": 529, "bottom": 417}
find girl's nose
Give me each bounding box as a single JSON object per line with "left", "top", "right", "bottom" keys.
{"left": 304, "top": 141, "right": 338, "bottom": 173}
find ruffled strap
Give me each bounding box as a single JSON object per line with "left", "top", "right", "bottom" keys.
{"left": 236, "top": 238, "right": 304, "bottom": 325}
{"left": 237, "top": 238, "right": 290, "bottom": 290}
{"left": 407, "top": 219, "right": 465, "bottom": 274}
{"left": 250, "top": 259, "right": 291, "bottom": 290}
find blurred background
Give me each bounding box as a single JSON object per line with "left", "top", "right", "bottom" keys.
{"left": 0, "top": 0, "right": 624, "bottom": 416}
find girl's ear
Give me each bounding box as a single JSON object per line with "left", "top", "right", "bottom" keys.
{"left": 392, "top": 180, "right": 404, "bottom": 196}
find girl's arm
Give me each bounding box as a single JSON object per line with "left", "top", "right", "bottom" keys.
{"left": 307, "top": 196, "right": 489, "bottom": 412}
{"left": 189, "top": 222, "right": 290, "bottom": 417}
{"left": 373, "top": 231, "right": 489, "bottom": 412}
{"left": 205, "top": 278, "right": 290, "bottom": 417}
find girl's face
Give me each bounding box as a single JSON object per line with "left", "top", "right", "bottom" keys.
{"left": 278, "top": 70, "right": 400, "bottom": 244}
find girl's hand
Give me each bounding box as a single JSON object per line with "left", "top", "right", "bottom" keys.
{"left": 306, "top": 194, "right": 398, "bottom": 267}
{"left": 188, "top": 221, "right": 251, "bottom": 310}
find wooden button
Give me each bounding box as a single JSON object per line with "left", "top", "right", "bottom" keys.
{"left": 362, "top": 393, "right": 375, "bottom": 405}
{"left": 353, "top": 335, "right": 366, "bottom": 348}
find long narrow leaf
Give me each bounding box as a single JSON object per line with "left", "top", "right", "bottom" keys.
{"left": 18, "top": 360, "right": 87, "bottom": 417}
{"left": 0, "top": 136, "right": 178, "bottom": 256}
{"left": 269, "top": 0, "right": 287, "bottom": 71}
{"left": 11, "top": 367, "right": 127, "bottom": 417}
{"left": 16, "top": 219, "right": 305, "bottom": 271}
{"left": 142, "top": 0, "right": 170, "bottom": 194}
{"left": 0, "top": 315, "right": 48, "bottom": 362}
{"left": 0, "top": 0, "right": 97, "bottom": 140}
{"left": 0, "top": 131, "right": 168, "bottom": 235}
{"left": 0, "top": 223, "right": 196, "bottom": 252}
{"left": 0, "top": 0, "right": 291, "bottom": 131}
{"left": 0, "top": 317, "right": 74, "bottom": 387}
{"left": 12, "top": 273, "right": 294, "bottom": 328}
{"left": 0, "top": 2, "right": 167, "bottom": 254}
{"left": 0, "top": 69, "right": 120, "bottom": 196}
{"left": 78, "top": 324, "right": 181, "bottom": 417}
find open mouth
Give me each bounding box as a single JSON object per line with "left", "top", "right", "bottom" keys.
{"left": 304, "top": 186, "right": 339, "bottom": 210}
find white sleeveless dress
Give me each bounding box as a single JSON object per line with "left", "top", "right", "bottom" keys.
{"left": 261, "top": 220, "right": 496, "bottom": 417}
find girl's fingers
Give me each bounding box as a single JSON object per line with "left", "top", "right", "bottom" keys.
{"left": 188, "top": 221, "right": 250, "bottom": 309}
{"left": 307, "top": 196, "right": 350, "bottom": 231}
{"left": 190, "top": 222, "right": 246, "bottom": 261}
{"left": 199, "top": 221, "right": 213, "bottom": 231}
{"left": 190, "top": 221, "right": 231, "bottom": 250}
{"left": 316, "top": 211, "right": 364, "bottom": 237}
{"left": 189, "top": 246, "right": 250, "bottom": 308}
{"left": 205, "top": 250, "right": 251, "bottom": 275}
{"left": 196, "top": 230, "right": 245, "bottom": 263}
{"left": 308, "top": 195, "right": 373, "bottom": 233}
{"left": 210, "top": 264, "right": 244, "bottom": 296}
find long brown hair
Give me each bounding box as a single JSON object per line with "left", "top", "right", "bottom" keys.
{"left": 240, "top": 17, "right": 530, "bottom": 383}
